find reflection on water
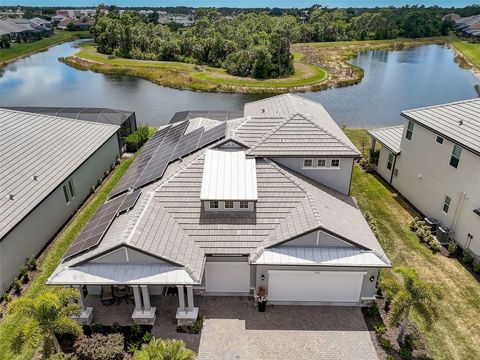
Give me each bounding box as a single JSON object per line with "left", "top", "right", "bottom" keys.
{"left": 1, "top": 41, "right": 478, "bottom": 127}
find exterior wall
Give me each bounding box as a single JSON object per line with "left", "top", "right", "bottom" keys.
{"left": 376, "top": 145, "right": 395, "bottom": 184}
{"left": 90, "top": 247, "right": 164, "bottom": 264}
{"left": 392, "top": 122, "right": 480, "bottom": 256}
{"left": 0, "top": 135, "right": 119, "bottom": 294}
{"left": 281, "top": 229, "right": 354, "bottom": 247}
{"left": 273, "top": 157, "right": 354, "bottom": 195}
{"left": 253, "top": 265, "right": 378, "bottom": 305}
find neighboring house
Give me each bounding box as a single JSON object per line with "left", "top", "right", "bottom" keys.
{"left": 368, "top": 99, "right": 480, "bottom": 258}
{"left": 56, "top": 9, "right": 96, "bottom": 19}
{"left": 5, "top": 107, "right": 137, "bottom": 155}
{"left": 57, "top": 18, "right": 94, "bottom": 30}
{"left": 48, "top": 94, "right": 390, "bottom": 326}
{"left": 0, "top": 18, "right": 51, "bottom": 42}
{"left": 0, "top": 109, "right": 120, "bottom": 295}
{"left": 29, "top": 17, "right": 52, "bottom": 29}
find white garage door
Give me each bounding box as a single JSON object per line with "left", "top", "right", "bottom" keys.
{"left": 268, "top": 270, "right": 365, "bottom": 303}
{"left": 205, "top": 262, "right": 250, "bottom": 294}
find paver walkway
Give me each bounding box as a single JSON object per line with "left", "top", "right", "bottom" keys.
{"left": 197, "top": 297, "right": 378, "bottom": 360}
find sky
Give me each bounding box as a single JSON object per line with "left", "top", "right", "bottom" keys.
{"left": 2, "top": 1, "right": 478, "bottom": 8}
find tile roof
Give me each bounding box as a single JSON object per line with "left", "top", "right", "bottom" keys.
{"left": 0, "top": 109, "right": 119, "bottom": 240}
{"left": 401, "top": 98, "right": 480, "bottom": 156}
{"left": 368, "top": 125, "right": 404, "bottom": 154}
{"left": 244, "top": 94, "right": 360, "bottom": 157}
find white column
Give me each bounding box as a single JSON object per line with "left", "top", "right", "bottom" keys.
{"left": 140, "top": 285, "right": 151, "bottom": 311}
{"left": 177, "top": 285, "right": 185, "bottom": 311}
{"left": 186, "top": 286, "right": 194, "bottom": 311}
{"left": 76, "top": 286, "right": 86, "bottom": 311}
{"left": 132, "top": 285, "right": 143, "bottom": 312}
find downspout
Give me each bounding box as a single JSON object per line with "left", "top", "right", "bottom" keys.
{"left": 451, "top": 191, "right": 467, "bottom": 244}
{"left": 389, "top": 154, "right": 398, "bottom": 185}
{"left": 348, "top": 159, "right": 354, "bottom": 196}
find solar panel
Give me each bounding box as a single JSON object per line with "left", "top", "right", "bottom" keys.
{"left": 63, "top": 194, "right": 126, "bottom": 259}
{"left": 133, "top": 121, "right": 188, "bottom": 188}
{"left": 109, "top": 125, "right": 171, "bottom": 198}
{"left": 118, "top": 189, "right": 142, "bottom": 214}
{"left": 170, "top": 127, "right": 204, "bottom": 160}
{"left": 197, "top": 121, "right": 227, "bottom": 148}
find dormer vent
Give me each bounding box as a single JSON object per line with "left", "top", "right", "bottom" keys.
{"left": 9, "top": 194, "right": 14, "bottom": 200}
{"left": 458, "top": 119, "right": 464, "bottom": 126}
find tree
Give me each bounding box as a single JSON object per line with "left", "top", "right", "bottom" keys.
{"left": 7, "top": 288, "right": 83, "bottom": 357}
{"left": 381, "top": 267, "right": 441, "bottom": 344}
{"left": 252, "top": 46, "right": 272, "bottom": 79}
{"left": 66, "top": 22, "right": 77, "bottom": 32}
{"left": 134, "top": 338, "right": 195, "bottom": 360}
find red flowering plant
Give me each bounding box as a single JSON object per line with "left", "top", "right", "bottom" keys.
{"left": 256, "top": 286, "right": 267, "bottom": 303}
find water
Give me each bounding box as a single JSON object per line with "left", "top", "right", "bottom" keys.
{"left": 1, "top": 40, "right": 479, "bottom": 128}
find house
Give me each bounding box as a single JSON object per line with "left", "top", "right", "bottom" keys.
{"left": 368, "top": 99, "right": 480, "bottom": 258}
{"left": 0, "top": 18, "right": 50, "bottom": 42}
{"left": 56, "top": 9, "right": 96, "bottom": 19}
{"left": 48, "top": 94, "right": 390, "bottom": 326}
{"left": 57, "top": 18, "right": 94, "bottom": 31}
{"left": 4, "top": 107, "right": 138, "bottom": 155}
{"left": 28, "top": 17, "right": 52, "bottom": 29}
{"left": 0, "top": 109, "right": 120, "bottom": 295}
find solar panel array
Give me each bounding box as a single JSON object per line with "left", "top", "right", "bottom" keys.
{"left": 118, "top": 189, "right": 142, "bottom": 214}
{"left": 198, "top": 122, "right": 227, "bottom": 148}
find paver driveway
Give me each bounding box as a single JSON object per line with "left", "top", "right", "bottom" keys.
{"left": 197, "top": 297, "right": 378, "bottom": 360}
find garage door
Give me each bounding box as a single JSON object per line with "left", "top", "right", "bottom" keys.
{"left": 205, "top": 262, "right": 250, "bottom": 294}
{"left": 268, "top": 270, "right": 365, "bottom": 303}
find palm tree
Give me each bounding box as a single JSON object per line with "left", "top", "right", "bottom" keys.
{"left": 7, "top": 288, "right": 83, "bottom": 357}
{"left": 382, "top": 267, "right": 441, "bottom": 344}
{"left": 134, "top": 338, "right": 195, "bottom": 360}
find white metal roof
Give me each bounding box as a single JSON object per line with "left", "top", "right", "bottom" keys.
{"left": 200, "top": 149, "right": 258, "bottom": 201}
{"left": 253, "top": 247, "right": 389, "bottom": 267}
{"left": 368, "top": 125, "right": 404, "bottom": 155}
{"left": 48, "top": 263, "right": 196, "bottom": 285}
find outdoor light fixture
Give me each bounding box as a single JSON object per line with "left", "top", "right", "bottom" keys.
{"left": 369, "top": 275, "right": 375, "bottom": 283}
{"left": 261, "top": 274, "right": 265, "bottom": 281}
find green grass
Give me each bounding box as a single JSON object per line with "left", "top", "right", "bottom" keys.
{"left": 0, "top": 129, "right": 155, "bottom": 360}
{"left": 449, "top": 34, "right": 480, "bottom": 67}
{"left": 345, "top": 129, "right": 480, "bottom": 360}
{"left": 63, "top": 42, "right": 328, "bottom": 93}
{"left": 0, "top": 30, "right": 90, "bottom": 63}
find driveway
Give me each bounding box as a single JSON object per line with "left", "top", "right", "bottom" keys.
{"left": 197, "top": 297, "right": 378, "bottom": 360}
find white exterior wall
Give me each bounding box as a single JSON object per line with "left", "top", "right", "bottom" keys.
{"left": 273, "top": 157, "right": 354, "bottom": 195}
{"left": 376, "top": 145, "right": 396, "bottom": 184}
{"left": 392, "top": 123, "right": 480, "bottom": 256}
{"left": 0, "top": 136, "right": 119, "bottom": 294}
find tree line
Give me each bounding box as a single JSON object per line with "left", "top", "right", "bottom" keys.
{"left": 91, "top": 6, "right": 454, "bottom": 79}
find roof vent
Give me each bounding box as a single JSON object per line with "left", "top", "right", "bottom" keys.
{"left": 261, "top": 108, "right": 265, "bottom": 113}
{"left": 459, "top": 119, "right": 464, "bottom": 126}
{"left": 9, "top": 194, "right": 14, "bottom": 200}
{"left": 33, "top": 175, "right": 38, "bottom": 181}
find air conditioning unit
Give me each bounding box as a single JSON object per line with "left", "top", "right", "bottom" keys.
{"left": 424, "top": 217, "right": 439, "bottom": 235}
{"left": 437, "top": 226, "right": 450, "bottom": 244}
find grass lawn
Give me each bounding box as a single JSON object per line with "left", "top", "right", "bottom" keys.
{"left": 0, "top": 30, "right": 90, "bottom": 64}
{"left": 62, "top": 42, "right": 328, "bottom": 93}
{"left": 449, "top": 34, "right": 480, "bottom": 67}
{"left": 0, "top": 129, "right": 155, "bottom": 360}
{"left": 345, "top": 129, "right": 480, "bottom": 360}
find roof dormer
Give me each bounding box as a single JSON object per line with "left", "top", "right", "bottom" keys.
{"left": 200, "top": 149, "right": 257, "bottom": 212}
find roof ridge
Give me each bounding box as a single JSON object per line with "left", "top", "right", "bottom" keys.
{"left": 247, "top": 115, "right": 292, "bottom": 152}
{"left": 369, "top": 124, "right": 405, "bottom": 132}
{"left": 402, "top": 97, "right": 480, "bottom": 113}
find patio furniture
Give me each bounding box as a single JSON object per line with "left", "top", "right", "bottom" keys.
{"left": 114, "top": 285, "right": 132, "bottom": 304}
{"left": 101, "top": 285, "right": 114, "bottom": 306}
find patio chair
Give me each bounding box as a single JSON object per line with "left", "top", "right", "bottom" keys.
{"left": 101, "top": 285, "right": 115, "bottom": 306}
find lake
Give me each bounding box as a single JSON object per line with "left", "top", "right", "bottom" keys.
{"left": 1, "top": 40, "right": 478, "bottom": 128}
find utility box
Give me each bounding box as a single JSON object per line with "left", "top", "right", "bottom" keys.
{"left": 425, "top": 217, "right": 439, "bottom": 235}
{"left": 437, "top": 226, "right": 450, "bottom": 244}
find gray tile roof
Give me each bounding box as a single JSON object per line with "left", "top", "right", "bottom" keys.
{"left": 401, "top": 98, "right": 480, "bottom": 156}
{"left": 244, "top": 94, "right": 360, "bottom": 157}
{"left": 0, "top": 109, "right": 119, "bottom": 240}
{"left": 368, "top": 125, "right": 404, "bottom": 154}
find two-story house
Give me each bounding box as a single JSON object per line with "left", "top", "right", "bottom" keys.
{"left": 48, "top": 94, "right": 390, "bottom": 325}
{"left": 369, "top": 99, "right": 480, "bottom": 258}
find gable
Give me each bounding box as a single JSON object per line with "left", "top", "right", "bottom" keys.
{"left": 89, "top": 246, "right": 165, "bottom": 264}
{"left": 277, "top": 230, "right": 355, "bottom": 248}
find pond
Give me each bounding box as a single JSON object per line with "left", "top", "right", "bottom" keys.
{"left": 1, "top": 40, "right": 478, "bottom": 128}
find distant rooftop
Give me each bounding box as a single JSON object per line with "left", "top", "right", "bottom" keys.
{"left": 169, "top": 110, "right": 244, "bottom": 124}
{"left": 368, "top": 125, "right": 404, "bottom": 155}
{"left": 0, "top": 109, "right": 119, "bottom": 241}
{"left": 401, "top": 98, "right": 480, "bottom": 156}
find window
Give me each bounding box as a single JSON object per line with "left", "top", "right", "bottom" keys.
{"left": 224, "top": 200, "right": 234, "bottom": 209}
{"left": 63, "top": 179, "right": 75, "bottom": 204}
{"left": 442, "top": 195, "right": 451, "bottom": 213}
{"left": 387, "top": 153, "right": 394, "bottom": 171}
{"left": 436, "top": 135, "right": 444, "bottom": 144}
{"left": 405, "top": 121, "right": 414, "bottom": 140}
{"left": 303, "top": 159, "right": 313, "bottom": 168}
{"left": 239, "top": 201, "right": 249, "bottom": 209}
{"left": 330, "top": 159, "right": 340, "bottom": 168}
{"left": 209, "top": 201, "right": 219, "bottom": 209}
{"left": 317, "top": 159, "right": 327, "bottom": 167}
{"left": 449, "top": 144, "right": 462, "bottom": 169}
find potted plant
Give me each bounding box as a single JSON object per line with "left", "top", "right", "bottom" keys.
{"left": 256, "top": 287, "right": 267, "bottom": 312}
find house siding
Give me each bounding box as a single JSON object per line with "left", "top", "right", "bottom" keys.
{"left": 376, "top": 144, "right": 395, "bottom": 184}
{"left": 0, "top": 135, "right": 119, "bottom": 294}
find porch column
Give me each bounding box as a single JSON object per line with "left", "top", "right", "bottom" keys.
{"left": 140, "top": 285, "right": 151, "bottom": 311}
{"left": 75, "top": 286, "right": 86, "bottom": 311}
{"left": 73, "top": 286, "right": 93, "bottom": 325}
{"left": 186, "top": 286, "right": 194, "bottom": 311}
{"left": 132, "top": 285, "right": 143, "bottom": 312}
{"left": 370, "top": 138, "right": 376, "bottom": 152}
{"left": 177, "top": 285, "right": 186, "bottom": 311}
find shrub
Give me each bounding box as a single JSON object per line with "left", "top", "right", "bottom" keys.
{"left": 373, "top": 322, "right": 386, "bottom": 335}
{"left": 473, "top": 262, "right": 480, "bottom": 273}
{"left": 415, "top": 225, "right": 431, "bottom": 242}
{"left": 90, "top": 323, "right": 104, "bottom": 334}
{"left": 26, "top": 255, "right": 37, "bottom": 271}
{"left": 448, "top": 241, "right": 458, "bottom": 255}
{"left": 19, "top": 265, "right": 29, "bottom": 283}
{"left": 3, "top": 293, "right": 11, "bottom": 304}
{"left": 463, "top": 251, "right": 474, "bottom": 264}
{"left": 142, "top": 331, "right": 153, "bottom": 343}
{"left": 378, "top": 335, "right": 393, "bottom": 350}
{"left": 50, "top": 353, "right": 78, "bottom": 360}
{"left": 177, "top": 314, "right": 205, "bottom": 334}
{"left": 367, "top": 302, "right": 379, "bottom": 317}
{"left": 111, "top": 322, "right": 122, "bottom": 333}
{"left": 409, "top": 217, "right": 419, "bottom": 231}
{"left": 387, "top": 356, "right": 396, "bottom": 360}
{"left": 74, "top": 333, "right": 124, "bottom": 360}
{"left": 125, "top": 126, "right": 149, "bottom": 152}
{"left": 399, "top": 348, "right": 412, "bottom": 359}
{"left": 12, "top": 278, "right": 22, "bottom": 294}
{"left": 134, "top": 338, "right": 195, "bottom": 360}
{"left": 428, "top": 238, "right": 442, "bottom": 252}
